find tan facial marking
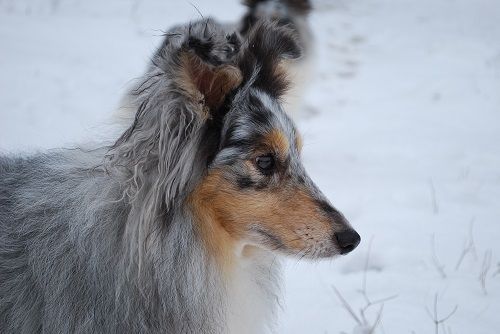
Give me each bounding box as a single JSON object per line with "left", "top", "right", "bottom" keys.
{"left": 189, "top": 168, "right": 334, "bottom": 268}
{"left": 264, "top": 129, "right": 289, "bottom": 159}
{"left": 188, "top": 169, "right": 237, "bottom": 272}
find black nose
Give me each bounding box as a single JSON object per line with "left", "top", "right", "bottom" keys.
{"left": 334, "top": 229, "right": 361, "bottom": 255}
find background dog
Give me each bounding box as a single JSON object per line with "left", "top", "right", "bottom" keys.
{"left": 239, "top": 0, "right": 314, "bottom": 116}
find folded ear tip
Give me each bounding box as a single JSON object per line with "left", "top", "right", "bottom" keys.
{"left": 248, "top": 19, "right": 303, "bottom": 60}
{"left": 182, "top": 19, "right": 234, "bottom": 66}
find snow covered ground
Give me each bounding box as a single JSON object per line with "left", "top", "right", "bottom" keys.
{"left": 1, "top": 0, "right": 499, "bottom": 333}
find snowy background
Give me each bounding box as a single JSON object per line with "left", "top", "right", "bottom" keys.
{"left": 1, "top": 0, "right": 499, "bottom": 333}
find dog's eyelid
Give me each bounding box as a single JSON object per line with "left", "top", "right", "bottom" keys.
{"left": 254, "top": 153, "right": 276, "bottom": 175}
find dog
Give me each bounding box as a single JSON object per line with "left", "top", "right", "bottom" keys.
{"left": 0, "top": 19, "right": 360, "bottom": 333}
{"left": 118, "top": 0, "right": 313, "bottom": 121}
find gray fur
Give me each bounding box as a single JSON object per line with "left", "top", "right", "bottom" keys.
{"left": 0, "top": 20, "right": 232, "bottom": 334}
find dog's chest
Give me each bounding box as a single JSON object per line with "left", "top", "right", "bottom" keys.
{"left": 224, "top": 254, "right": 280, "bottom": 334}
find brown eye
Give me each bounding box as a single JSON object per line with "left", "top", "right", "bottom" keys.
{"left": 255, "top": 154, "right": 275, "bottom": 174}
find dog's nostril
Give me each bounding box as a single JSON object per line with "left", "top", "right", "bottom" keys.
{"left": 334, "top": 230, "right": 361, "bottom": 255}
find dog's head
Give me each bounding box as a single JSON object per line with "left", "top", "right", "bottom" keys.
{"left": 174, "top": 20, "right": 360, "bottom": 260}
{"left": 240, "top": 0, "right": 312, "bottom": 36}
{"left": 115, "top": 19, "right": 359, "bottom": 261}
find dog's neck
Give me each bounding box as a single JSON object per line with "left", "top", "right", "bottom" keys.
{"left": 223, "top": 245, "right": 281, "bottom": 334}
{"left": 186, "top": 199, "right": 281, "bottom": 333}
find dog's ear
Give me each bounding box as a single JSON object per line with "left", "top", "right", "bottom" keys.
{"left": 246, "top": 19, "right": 302, "bottom": 60}
{"left": 244, "top": 0, "right": 312, "bottom": 11}
{"left": 176, "top": 26, "right": 243, "bottom": 115}
{"left": 178, "top": 53, "right": 242, "bottom": 113}
{"left": 239, "top": 20, "right": 302, "bottom": 98}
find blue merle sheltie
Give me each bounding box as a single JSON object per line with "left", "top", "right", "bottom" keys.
{"left": 0, "top": 18, "right": 359, "bottom": 334}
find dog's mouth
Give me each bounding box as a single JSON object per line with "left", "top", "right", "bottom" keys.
{"left": 248, "top": 225, "right": 360, "bottom": 259}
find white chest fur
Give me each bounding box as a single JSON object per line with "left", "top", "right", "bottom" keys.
{"left": 224, "top": 249, "right": 281, "bottom": 334}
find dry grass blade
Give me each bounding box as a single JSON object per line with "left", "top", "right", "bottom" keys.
{"left": 425, "top": 293, "right": 458, "bottom": 334}
{"left": 332, "top": 285, "right": 362, "bottom": 325}
{"left": 431, "top": 235, "right": 447, "bottom": 279}
{"left": 479, "top": 250, "right": 492, "bottom": 295}
{"left": 455, "top": 219, "right": 476, "bottom": 270}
